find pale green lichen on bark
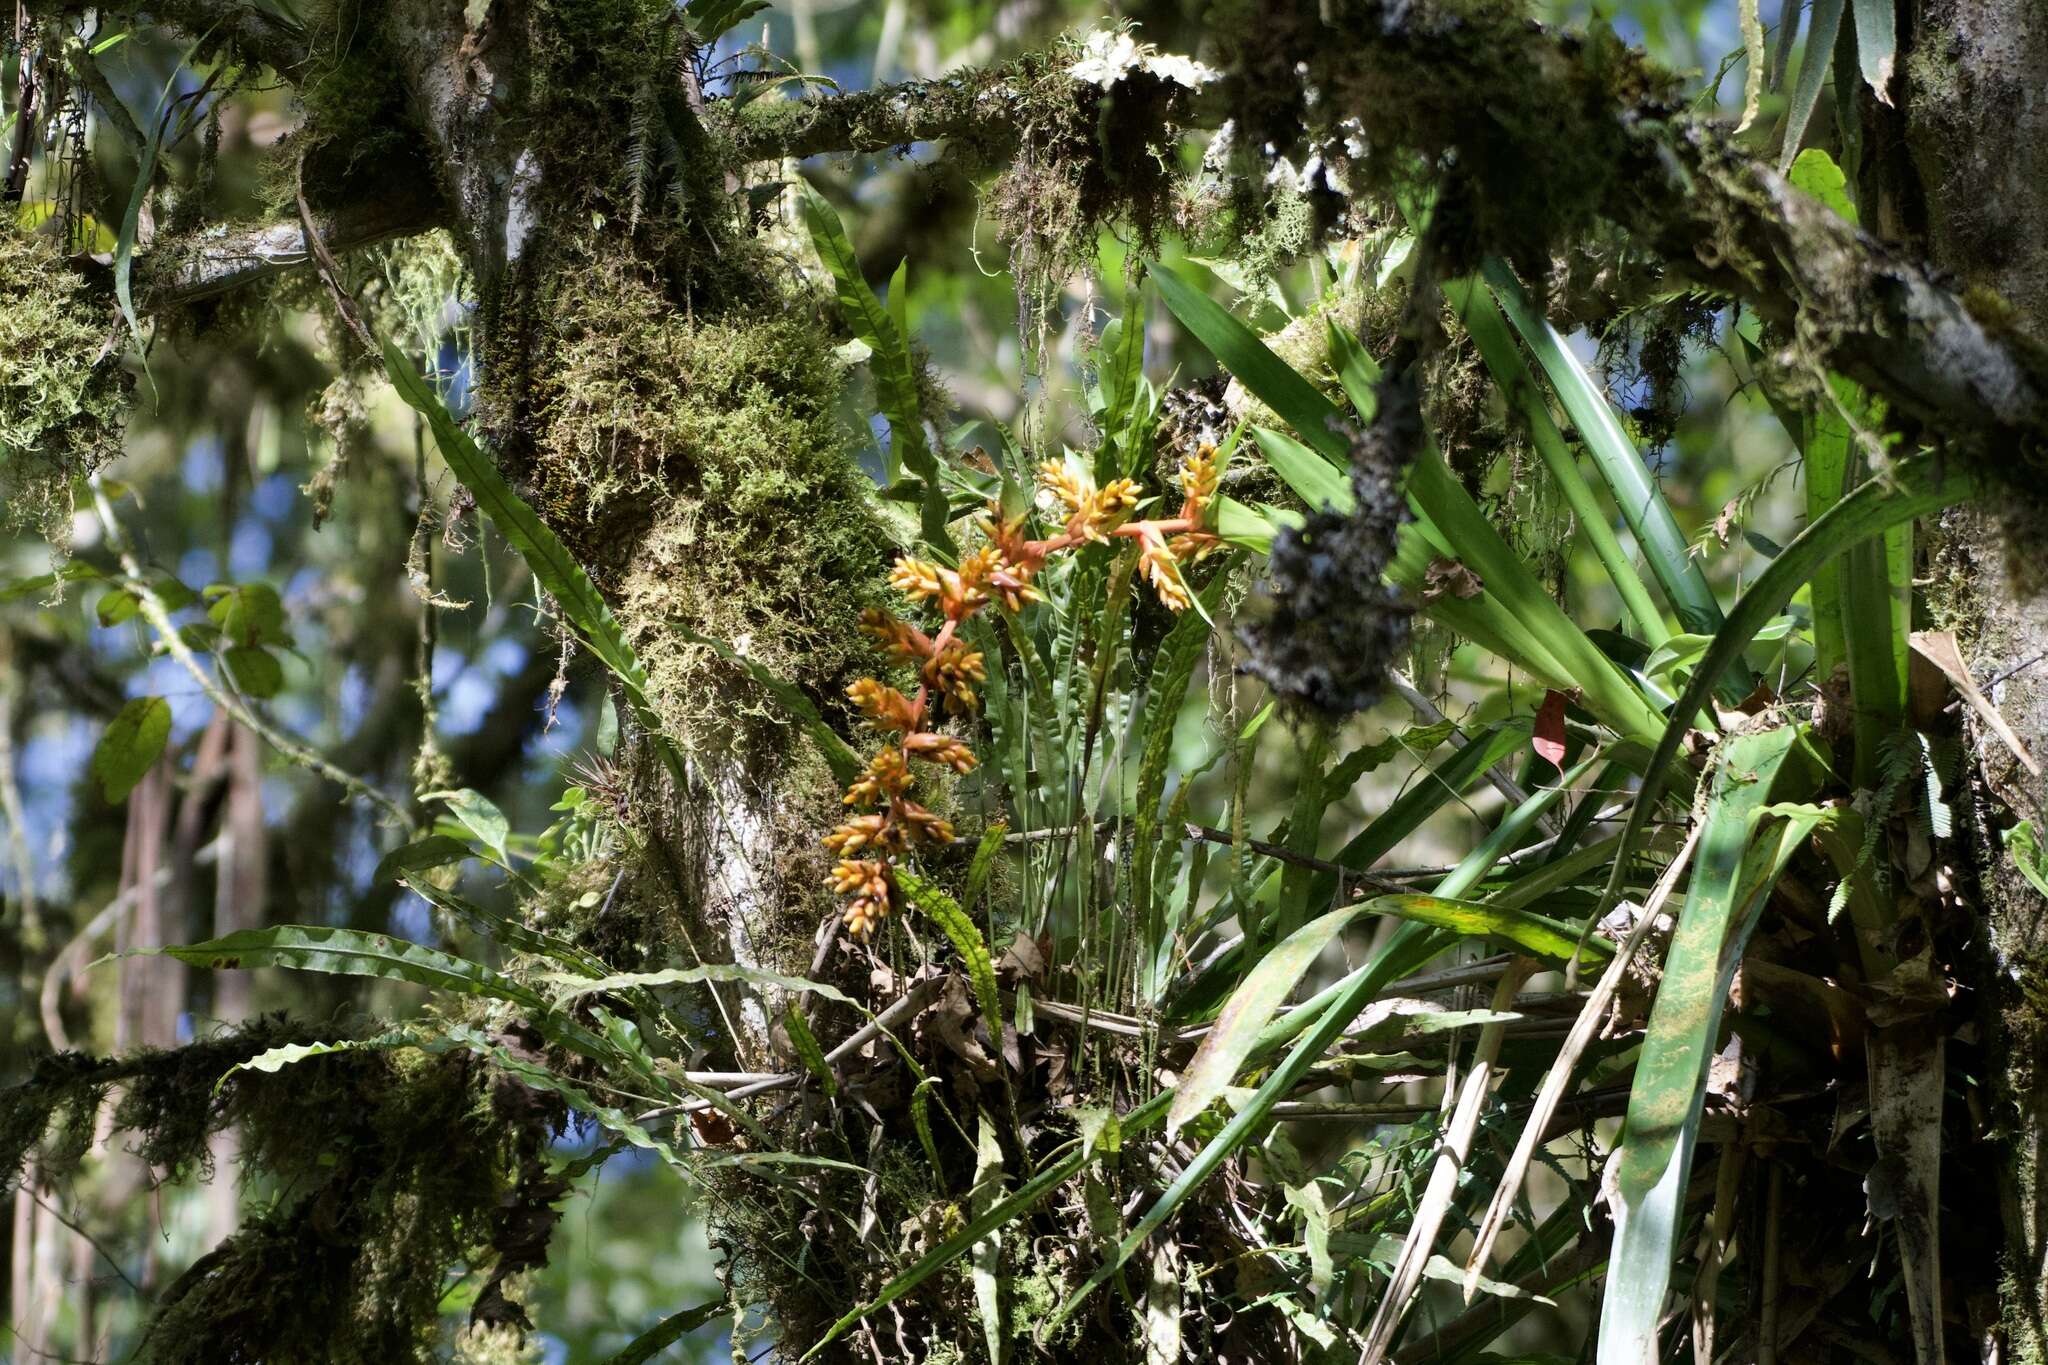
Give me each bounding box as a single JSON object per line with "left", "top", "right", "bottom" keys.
{"left": 0, "top": 227, "right": 130, "bottom": 536}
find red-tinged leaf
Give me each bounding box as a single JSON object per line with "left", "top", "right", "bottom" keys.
{"left": 1533, "top": 690, "right": 1567, "bottom": 770}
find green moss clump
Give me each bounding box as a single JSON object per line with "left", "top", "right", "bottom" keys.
{"left": 518, "top": 238, "right": 892, "bottom": 758}
{"left": 144, "top": 1038, "right": 561, "bottom": 1364}
{"left": 0, "top": 228, "right": 130, "bottom": 536}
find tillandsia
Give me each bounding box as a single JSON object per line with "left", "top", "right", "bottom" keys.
{"left": 824, "top": 443, "right": 1223, "bottom": 936}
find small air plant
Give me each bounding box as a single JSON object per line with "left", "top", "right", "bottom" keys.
{"left": 824, "top": 443, "right": 1223, "bottom": 936}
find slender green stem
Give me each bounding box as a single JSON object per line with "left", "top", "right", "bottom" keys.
{"left": 88, "top": 474, "right": 414, "bottom": 828}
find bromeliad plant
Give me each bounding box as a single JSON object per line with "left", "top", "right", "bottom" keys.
{"left": 826, "top": 447, "right": 1222, "bottom": 936}
{"left": 32, "top": 162, "right": 1996, "bottom": 1365}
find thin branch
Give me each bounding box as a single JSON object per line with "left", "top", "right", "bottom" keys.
{"left": 26, "top": 1190, "right": 145, "bottom": 1299}
{"left": 136, "top": 179, "right": 445, "bottom": 307}
{"left": 87, "top": 475, "right": 414, "bottom": 827}
{"left": 63, "top": 39, "right": 146, "bottom": 158}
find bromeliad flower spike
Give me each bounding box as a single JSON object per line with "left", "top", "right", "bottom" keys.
{"left": 825, "top": 444, "right": 1222, "bottom": 937}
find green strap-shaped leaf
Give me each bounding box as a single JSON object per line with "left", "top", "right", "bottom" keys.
{"left": 962, "top": 823, "right": 1008, "bottom": 914}
{"left": 1588, "top": 453, "right": 1973, "bottom": 938}
{"left": 1168, "top": 905, "right": 1363, "bottom": 1137}
{"left": 1780, "top": 0, "right": 1847, "bottom": 172}
{"left": 798, "top": 182, "right": 955, "bottom": 556}
{"left": 783, "top": 1001, "right": 838, "bottom": 1101}
{"left": 1446, "top": 276, "right": 1667, "bottom": 645}
{"left": 1353, "top": 893, "right": 1613, "bottom": 964}
{"left": 1150, "top": 262, "right": 1348, "bottom": 462}
{"left": 1153, "top": 262, "right": 1663, "bottom": 744}
{"left": 896, "top": 871, "right": 1001, "bottom": 1036}
{"left": 1850, "top": 0, "right": 1896, "bottom": 102}
{"left": 1597, "top": 726, "right": 1816, "bottom": 1364}
{"left": 147, "top": 924, "right": 546, "bottom": 1008}
{"left": 599, "top": 1297, "right": 728, "bottom": 1365}
{"left": 383, "top": 341, "right": 686, "bottom": 785}
{"left": 214, "top": 1031, "right": 420, "bottom": 1093}
{"left": 1481, "top": 259, "right": 1751, "bottom": 704}
{"left": 372, "top": 834, "right": 474, "bottom": 885}
{"left": 1251, "top": 426, "right": 1352, "bottom": 512}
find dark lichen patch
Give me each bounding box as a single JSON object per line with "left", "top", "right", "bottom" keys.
{"left": 0, "top": 227, "right": 130, "bottom": 538}
{"left": 1238, "top": 375, "right": 1417, "bottom": 715}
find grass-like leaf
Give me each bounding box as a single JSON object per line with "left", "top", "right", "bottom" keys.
{"left": 1597, "top": 727, "right": 1819, "bottom": 1364}
{"left": 1354, "top": 893, "right": 1613, "bottom": 964}
{"left": 1780, "top": 0, "right": 1847, "bottom": 172}
{"left": 384, "top": 341, "right": 687, "bottom": 785}
{"left": 1447, "top": 276, "right": 1667, "bottom": 644}
{"left": 1481, "top": 261, "right": 1747, "bottom": 706}
{"left": 1168, "top": 905, "right": 1362, "bottom": 1138}
{"left": 1587, "top": 452, "right": 1972, "bottom": 938}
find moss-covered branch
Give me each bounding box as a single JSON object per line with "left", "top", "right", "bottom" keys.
{"left": 139, "top": 179, "right": 445, "bottom": 305}
{"left": 27, "top": 0, "right": 308, "bottom": 74}
{"left": 725, "top": 2, "right": 2048, "bottom": 448}
{"left": 720, "top": 57, "right": 1052, "bottom": 163}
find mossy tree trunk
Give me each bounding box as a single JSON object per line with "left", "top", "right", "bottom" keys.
{"left": 366, "top": 0, "right": 897, "bottom": 1068}
{"left": 1884, "top": 1, "right": 2048, "bottom": 1352}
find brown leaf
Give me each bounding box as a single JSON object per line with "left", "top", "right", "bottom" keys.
{"left": 1909, "top": 629, "right": 2041, "bottom": 776}
{"left": 1421, "top": 558, "right": 1483, "bottom": 602}
{"left": 928, "top": 975, "right": 999, "bottom": 1078}
{"left": 1533, "top": 690, "right": 1568, "bottom": 769}
{"left": 998, "top": 931, "right": 1047, "bottom": 984}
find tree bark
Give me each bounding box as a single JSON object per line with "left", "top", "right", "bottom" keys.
{"left": 1893, "top": 2, "right": 2048, "bottom": 1355}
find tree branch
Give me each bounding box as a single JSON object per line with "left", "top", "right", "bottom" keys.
{"left": 718, "top": 58, "right": 1046, "bottom": 163}
{"left": 29, "top": 0, "right": 309, "bottom": 75}
{"left": 726, "top": 12, "right": 2048, "bottom": 447}
{"left": 1623, "top": 123, "right": 2048, "bottom": 441}
{"left": 138, "top": 180, "right": 446, "bottom": 306}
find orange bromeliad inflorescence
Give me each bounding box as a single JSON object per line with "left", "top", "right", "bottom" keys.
{"left": 825, "top": 444, "right": 1223, "bottom": 937}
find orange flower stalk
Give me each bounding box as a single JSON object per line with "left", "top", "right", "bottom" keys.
{"left": 824, "top": 444, "right": 1223, "bottom": 937}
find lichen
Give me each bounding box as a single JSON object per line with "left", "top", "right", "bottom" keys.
{"left": 1238, "top": 374, "right": 1415, "bottom": 714}
{"left": 0, "top": 227, "right": 130, "bottom": 538}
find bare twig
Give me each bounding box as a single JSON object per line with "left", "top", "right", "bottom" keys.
{"left": 1387, "top": 669, "right": 1564, "bottom": 837}
{"left": 1358, "top": 960, "right": 1536, "bottom": 1363}
{"left": 294, "top": 149, "right": 377, "bottom": 352}
{"left": 87, "top": 475, "right": 414, "bottom": 827}
{"left": 1460, "top": 818, "right": 1703, "bottom": 1296}
{"left": 632, "top": 976, "right": 941, "bottom": 1123}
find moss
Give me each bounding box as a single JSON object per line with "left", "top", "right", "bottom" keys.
{"left": 3, "top": 1016, "right": 565, "bottom": 1364}
{"left": 144, "top": 1037, "right": 562, "bottom": 1364}
{"left": 983, "top": 39, "right": 1193, "bottom": 326}
{"left": 0, "top": 228, "right": 130, "bottom": 537}
{"left": 516, "top": 236, "right": 892, "bottom": 758}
